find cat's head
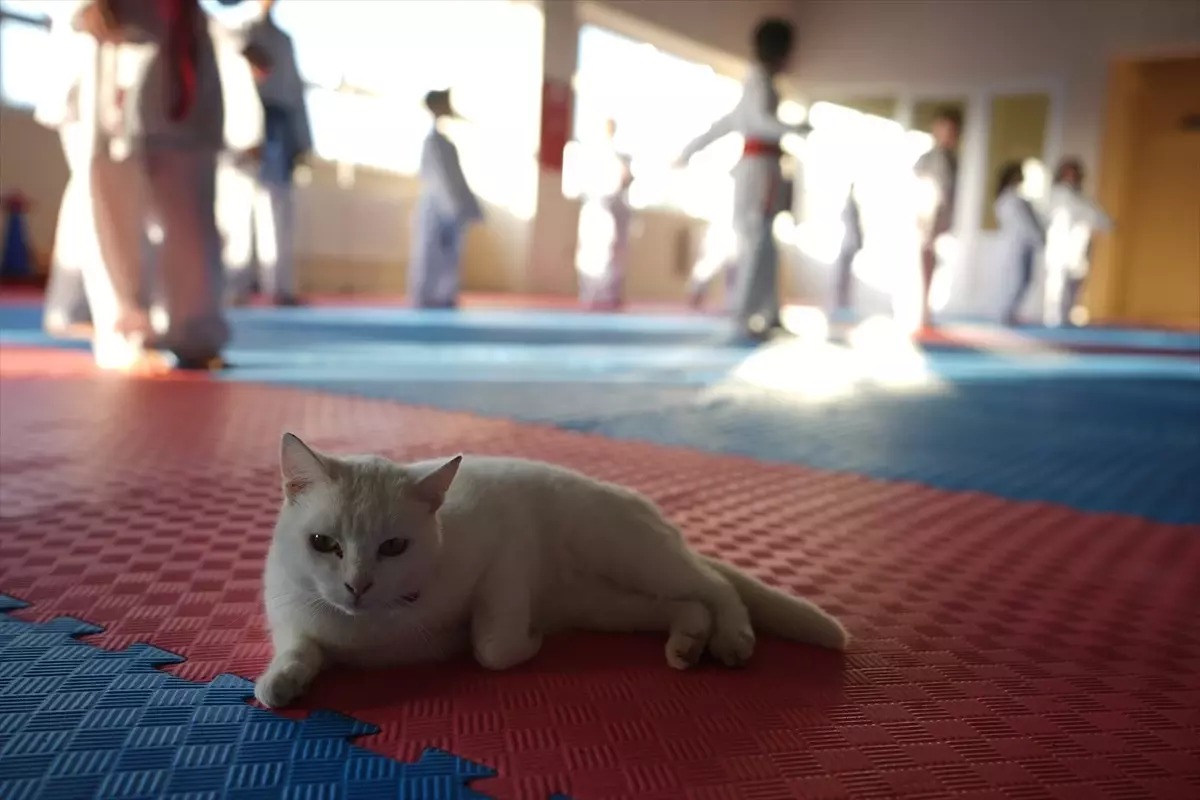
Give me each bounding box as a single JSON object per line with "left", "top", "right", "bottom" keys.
{"left": 271, "top": 433, "right": 461, "bottom": 616}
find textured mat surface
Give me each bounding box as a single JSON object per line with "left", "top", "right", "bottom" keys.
{"left": 0, "top": 596, "right": 495, "bottom": 800}
{"left": 3, "top": 300, "right": 1198, "bottom": 523}
{"left": 2, "top": 377, "right": 1199, "bottom": 799}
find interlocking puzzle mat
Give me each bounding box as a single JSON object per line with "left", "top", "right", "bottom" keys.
{"left": 2, "top": 377, "right": 1198, "bottom": 799}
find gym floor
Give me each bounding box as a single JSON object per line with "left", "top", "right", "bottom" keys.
{"left": 1, "top": 295, "right": 1198, "bottom": 799}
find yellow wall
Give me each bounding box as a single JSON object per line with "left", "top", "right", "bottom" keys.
{"left": 981, "top": 93, "right": 1051, "bottom": 230}
{"left": 824, "top": 97, "right": 899, "bottom": 121}
{"left": 911, "top": 98, "right": 967, "bottom": 135}
{"left": 1092, "top": 56, "right": 1200, "bottom": 328}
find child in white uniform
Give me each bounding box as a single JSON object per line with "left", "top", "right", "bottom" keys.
{"left": 677, "top": 18, "right": 811, "bottom": 340}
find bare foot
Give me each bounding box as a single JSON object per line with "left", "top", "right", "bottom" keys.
{"left": 93, "top": 332, "right": 170, "bottom": 375}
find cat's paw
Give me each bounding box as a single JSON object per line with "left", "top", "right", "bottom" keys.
{"left": 473, "top": 633, "right": 543, "bottom": 671}
{"left": 666, "top": 629, "right": 707, "bottom": 669}
{"left": 708, "top": 622, "right": 756, "bottom": 668}
{"left": 254, "top": 661, "right": 313, "bottom": 708}
{"left": 665, "top": 601, "right": 711, "bottom": 670}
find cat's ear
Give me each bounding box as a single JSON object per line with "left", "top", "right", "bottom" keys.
{"left": 413, "top": 455, "right": 462, "bottom": 513}
{"left": 280, "top": 432, "right": 328, "bottom": 500}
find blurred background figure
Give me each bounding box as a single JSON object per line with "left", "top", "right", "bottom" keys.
{"left": 224, "top": 0, "right": 310, "bottom": 307}
{"left": 685, "top": 191, "right": 739, "bottom": 312}
{"left": 912, "top": 106, "right": 961, "bottom": 330}
{"left": 992, "top": 161, "right": 1045, "bottom": 327}
{"left": 409, "top": 88, "right": 482, "bottom": 310}
{"left": 1044, "top": 157, "right": 1112, "bottom": 327}
{"left": 575, "top": 118, "right": 633, "bottom": 311}
{"left": 677, "top": 18, "right": 811, "bottom": 341}
{"left": 71, "top": 0, "right": 230, "bottom": 371}
{"left": 34, "top": 7, "right": 96, "bottom": 340}
{"left": 830, "top": 181, "right": 863, "bottom": 316}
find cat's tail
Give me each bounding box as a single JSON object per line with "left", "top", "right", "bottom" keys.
{"left": 702, "top": 556, "right": 849, "bottom": 651}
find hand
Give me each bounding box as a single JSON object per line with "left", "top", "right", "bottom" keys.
{"left": 672, "top": 155, "right": 690, "bottom": 170}
{"left": 75, "top": 2, "right": 122, "bottom": 42}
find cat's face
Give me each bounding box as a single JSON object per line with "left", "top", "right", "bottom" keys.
{"left": 272, "top": 434, "right": 461, "bottom": 616}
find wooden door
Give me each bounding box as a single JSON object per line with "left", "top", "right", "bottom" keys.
{"left": 1104, "top": 57, "right": 1200, "bottom": 327}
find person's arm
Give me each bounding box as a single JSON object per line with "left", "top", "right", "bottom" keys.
{"left": 1017, "top": 197, "right": 1047, "bottom": 245}
{"left": 1077, "top": 193, "right": 1113, "bottom": 233}
{"left": 70, "top": 0, "right": 124, "bottom": 42}
{"left": 280, "top": 39, "right": 313, "bottom": 159}
{"left": 679, "top": 70, "right": 809, "bottom": 165}
{"left": 429, "top": 135, "right": 483, "bottom": 224}
{"left": 678, "top": 110, "right": 736, "bottom": 163}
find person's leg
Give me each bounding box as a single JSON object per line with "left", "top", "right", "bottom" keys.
{"left": 432, "top": 220, "right": 464, "bottom": 309}
{"left": 144, "top": 146, "right": 230, "bottom": 365}
{"left": 44, "top": 172, "right": 94, "bottom": 336}
{"left": 593, "top": 201, "right": 628, "bottom": 310}
{"left": 256, "top": 177, "right": 298, "bottom": 304}
{"left": 86, "top": 152, "right": 160, "bottom": 369}
{"left": 218, "top": 157, "right": 257, "bottom": 305}
{"left": 408, "top": 199, "right": 436, "bottom": 308}
{"left": 1043, "top": 265, "right": 1065, "bottom": 327}
{"left": 1062, "top": 275, "right": 1085, "bottom": 326}
{"left": 833, "top": 244, "right": 858, "bottom": 313}
{"left": 730, "top": 211, "right": 780, "bottom": 338}
{"left": 918, "top": 243, "right": 937, "bottom": 329}
{"left": 1004, "top": 246, "right": 1034, "bottom": 326}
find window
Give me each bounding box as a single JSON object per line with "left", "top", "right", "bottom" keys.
{"left": 568, "top": 24, "right": 744, "bottom": 218}
{"left": 794, "top": 100, "right": 914, "bottom": 286}
{"left": 7, "top": 0, "right": 541, "bottom": 184}
{"left": 203, "top": 0, "right": 541, "bottom": 183}
{"left": 0, "top": 0, "right": 51, "bottom": 111}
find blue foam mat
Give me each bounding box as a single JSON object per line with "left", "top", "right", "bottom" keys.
{"left": 0, "top": 595, "right": 520, "bottom": 800}
{"left": 3, "top": 304, "right": 1198, "bottom": 524}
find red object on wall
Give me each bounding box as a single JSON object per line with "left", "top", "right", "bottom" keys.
{"left": 538, "top": 78, "right": 573, "bottom": 172}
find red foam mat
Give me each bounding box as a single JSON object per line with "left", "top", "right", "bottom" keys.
{"left": 1, "top": 376, "right": 1198, "bottom": 799}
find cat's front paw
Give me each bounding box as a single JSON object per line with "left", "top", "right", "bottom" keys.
{"left": 254, "top": 661, "right": 313, "bottom": 708}
{"left": 708, "top": 623, "right": 756, "bottom": 668}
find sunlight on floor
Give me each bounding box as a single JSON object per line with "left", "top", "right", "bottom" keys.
{"left": 723, "top": 313, "right": 939, "bottom": 400}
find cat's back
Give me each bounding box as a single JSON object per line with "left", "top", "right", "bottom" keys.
{"left": 428, "top": 455, "right": 633, "bottom": 522}
{"left": 445, "top": 455, "right": 600, "bottom": 498}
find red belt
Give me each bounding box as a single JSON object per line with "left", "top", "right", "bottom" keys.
{"left": 159, "top": 0, "right": 200, "bottom": 122}
{"left": 743, "top": 139, "right": 782, "bottom": 158}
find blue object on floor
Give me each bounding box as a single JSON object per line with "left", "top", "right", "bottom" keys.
{"left": 0, "top": 594, "right": 497, "bottom": 800}
{"left": 1, "top": 205, "right": 33, "bottom": 281}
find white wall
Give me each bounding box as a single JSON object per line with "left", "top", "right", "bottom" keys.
{"left": 792, "top": 0, "right": 1200, "bottom": 319}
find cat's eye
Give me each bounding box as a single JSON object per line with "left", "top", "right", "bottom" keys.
{"left": 309, "top": 534, "right": 342, "bottom": 557}
{"left": 378, "top": 538, "right": 410, "bottom": 558}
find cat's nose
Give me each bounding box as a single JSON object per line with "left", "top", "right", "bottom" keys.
{"left": 344, "top": 581, "right": 373, "bottom": 599}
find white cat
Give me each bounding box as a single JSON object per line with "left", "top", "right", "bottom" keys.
{"left": 255, "top": 433, "right": 848, "bottom": 708}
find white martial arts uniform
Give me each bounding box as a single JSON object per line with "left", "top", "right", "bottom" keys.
{"left": 69, "top": 0, "right": 230, "bottom": 367}
{"left": 993, "top": 186, "right": 1046, "bottom": 324}
{"left": 680, "top": 64, "right": 808, "bottom": 335}
{"left": 224, "top": 13, "right": 309, "bottom": 303}
{"left": 1043, "top": 183, "right": 1112, "bottom": 327}
{"left": 575, "top": 141, "right": 632, "bottom": 309}
{"left": 34, "top": 18, "right": 97, "bottom": 332}
{"left": 686, "top": 186, "right": 739, "bottom": 310}
{"left": 409, "top": 124, "right": 482, "bottom": 309}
